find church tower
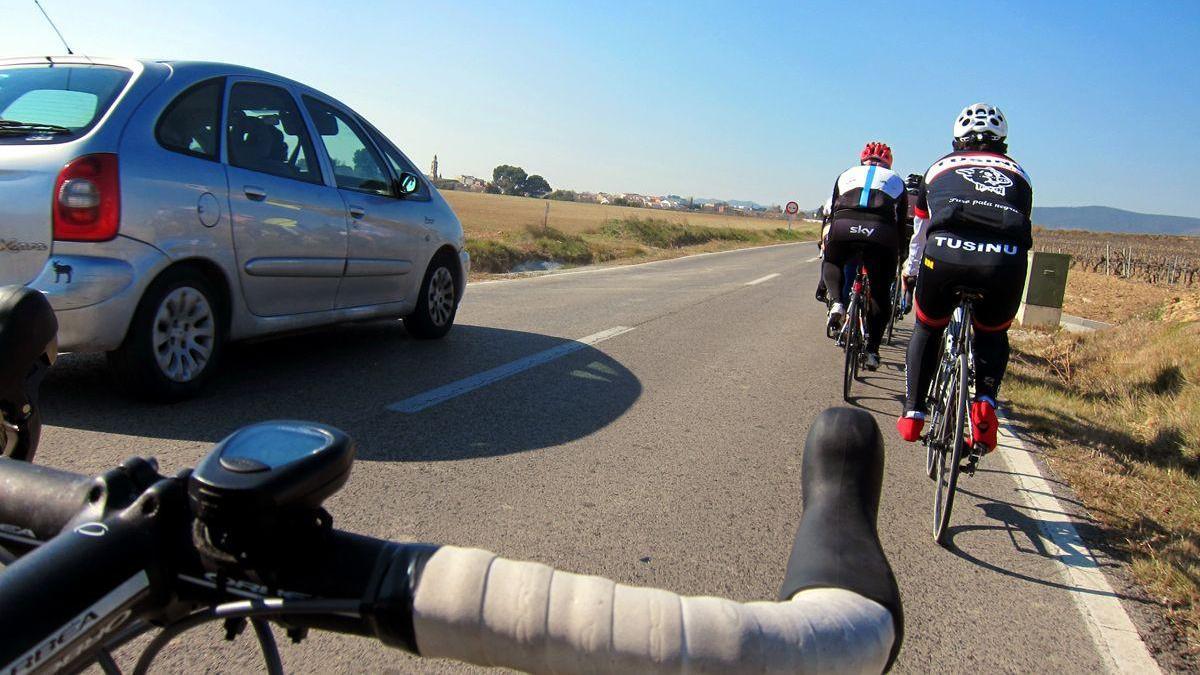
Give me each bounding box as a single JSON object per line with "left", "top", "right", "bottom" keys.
{"left": 430, "top": 155, "right": 440, "bottom": 180}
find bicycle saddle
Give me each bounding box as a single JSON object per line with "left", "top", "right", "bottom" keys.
{"left": 951, "top": 285, "right": 986, "bottom": 299}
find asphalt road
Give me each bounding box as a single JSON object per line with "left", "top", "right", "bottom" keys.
{"left": 35, "top": 242, "right": 1130, "bottom": 672}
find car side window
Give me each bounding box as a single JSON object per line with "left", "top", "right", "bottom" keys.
{"left": 226, "top": 83, "right": 322, "bottom": 184}
{"left": 365, "top": 125, "right": 431, "bottom": 201}
{"left": 156, "top": 78, "right": 223, "bottom": 160}
{"left": 302, "top": 96, "right": 391, "bottom": 197}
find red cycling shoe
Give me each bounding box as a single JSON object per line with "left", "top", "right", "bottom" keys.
{"left": 896, "top": 412, "right": 925, "bottom": 442}
{"left": 970, "top": 398, "right": 998, "bottom": 452}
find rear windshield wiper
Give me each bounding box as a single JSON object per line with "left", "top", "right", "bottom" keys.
{"left": 0, "top": 120, "right": 74, "bottom": 135}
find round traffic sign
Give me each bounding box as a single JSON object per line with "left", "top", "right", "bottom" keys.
{"left": 784, "top": 201, "right": 799, "bottom": 215}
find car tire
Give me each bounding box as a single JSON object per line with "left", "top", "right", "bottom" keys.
{"left": 107, "top": 267, "right": 225, "bottom": 401}
{"left": 403, "top": 252, "right": 459, "bottom": 340}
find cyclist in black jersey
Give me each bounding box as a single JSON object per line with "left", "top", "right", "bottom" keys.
{"left": 897, "top": 103, "right": 1032, "bottom": 452}
{"left": 897, "top": 173, "right": 922, "bottom": 315}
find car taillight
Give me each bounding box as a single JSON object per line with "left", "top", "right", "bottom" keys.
{"left": 53, "top": 153, "right": 119, "bottom": 242}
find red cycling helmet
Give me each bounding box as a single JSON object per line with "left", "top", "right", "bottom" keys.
{"left": 860, "top": 142, "right": 893, "bottom": 168}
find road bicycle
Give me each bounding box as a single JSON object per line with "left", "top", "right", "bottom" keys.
{"left": 0, "top": 286, "right": 903, "bottom": 674}
{"left": 885, "top": 260, "right": 905, "bottom": 346}
{"left": 835, "top": 264, "right": 871, "bottom": 402}
{"left": 923, "top": 288, "right": 984, "bottom": 546}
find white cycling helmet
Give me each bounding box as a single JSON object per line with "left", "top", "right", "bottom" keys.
{"left": 953, "top": 102, "right": 1007, "bottom": 140}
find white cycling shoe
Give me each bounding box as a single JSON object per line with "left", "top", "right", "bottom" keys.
{"left": 827, "top": 302, "right": 845, "bottom": 330}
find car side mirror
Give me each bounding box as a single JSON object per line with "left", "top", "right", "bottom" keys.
{"left": 395, "top": 172, "right": 420, "bottom": 198}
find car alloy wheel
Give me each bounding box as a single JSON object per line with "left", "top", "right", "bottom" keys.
{"left": 151, "top": 286, "right": 216, "bottom": 382}
{"left": 427, "top": 266, "right": 455, "bottom": 327}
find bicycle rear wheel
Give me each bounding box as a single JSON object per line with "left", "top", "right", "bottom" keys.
{"left": 933, "top": 350, "right": 969, "bottom": 546}
{"left": 886, "top": 273, "right": 902, "bottom": 346}
{"left": 842, "top": 300, "right": 860, "bottom": 401}
{"left": 924, "top": 354, "right": 949, "bottom": 480}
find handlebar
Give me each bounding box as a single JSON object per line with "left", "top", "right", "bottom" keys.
{"left": 0, "top": 408, "right": 901, "bottom": 674}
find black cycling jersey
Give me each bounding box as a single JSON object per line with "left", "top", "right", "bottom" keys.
{"left": 902, "top": 150, "right": 1034, "bottom": 413}
{"left": 827, "top": 164, "right": 908, "bottom": 250}
{"left": 914, "top": 150, "right": 1032, "bottom": 248}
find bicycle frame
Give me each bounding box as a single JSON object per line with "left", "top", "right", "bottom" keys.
{"left": 839, "top": 265, "right": 871, "bottom": 402}
{"left": 837, "top": 266, "right": 870, "bottom": 349}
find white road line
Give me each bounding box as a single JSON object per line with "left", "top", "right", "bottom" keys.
{"left": 468, "top": 241, "right": 814, "bottom": 286}
{"left": 387, "top": 326, "right": 635, "bottom": 413}
{"left": 745, "top": 273, "right": 780, "bottom": 286}
{"left": 804, "top": 256, "right": 821, "bottom": 263}
{"left": 996, "top": 421, "right": 1162, "bottom": 674}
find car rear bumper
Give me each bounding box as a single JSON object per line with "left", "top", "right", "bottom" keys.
{"left": 28, "top": 237, "right": 167, "bottom": 352}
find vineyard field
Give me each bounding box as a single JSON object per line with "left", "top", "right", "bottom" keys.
{"left": 1032, "top": 227, "right": 1200, "bottom": 287}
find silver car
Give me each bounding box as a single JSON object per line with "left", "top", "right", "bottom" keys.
{"left": 0, "top": 57, "right": 469, "bottom": 400}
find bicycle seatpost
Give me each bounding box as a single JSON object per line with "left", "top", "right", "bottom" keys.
{"left": 779, "top": 407, "right": 903, "bottom": 668}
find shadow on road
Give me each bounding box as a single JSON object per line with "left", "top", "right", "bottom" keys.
{"left": 844, "top": 365, "right": 905, "bottom": 415}
{"left": 41, "top": 321, "right": 642, "bottom": 462}
{"left": 937, "top": 457, "right": 1153, "bottom": 605}
{"left": 940, "top": 501, "right": 1147, "bottom": 604}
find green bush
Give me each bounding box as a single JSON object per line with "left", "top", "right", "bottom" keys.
{"left": 466, "top": 238, "right": 525, "bottom": 273}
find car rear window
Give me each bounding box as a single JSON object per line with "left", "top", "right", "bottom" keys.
{"left": 0, "top": 64, "right": 131, "bottom": 144}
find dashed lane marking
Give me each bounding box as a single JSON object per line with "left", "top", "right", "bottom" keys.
{"left": 745, "top": 273, "right": 781, "bottom": 286}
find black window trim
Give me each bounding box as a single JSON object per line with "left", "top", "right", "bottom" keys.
{"left": 155, "top": 76, "right": 225, "bottom": 162}
{"left": 359, "top": 117, "right": 432, "bottom": 202}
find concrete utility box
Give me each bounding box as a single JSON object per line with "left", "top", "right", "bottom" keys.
{"left": 1016, "top": 251, "right": 1070, "bottom": 329}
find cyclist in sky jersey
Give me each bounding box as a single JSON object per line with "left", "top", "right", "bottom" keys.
{"left": 822, "top": 142, "right": 908, "bottom": 371}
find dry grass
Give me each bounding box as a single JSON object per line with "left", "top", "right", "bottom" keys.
{"left": 443, "top": 192, "right": 818, "bottom": 274}
{"left": 1006, "top": 311, "right": 1200, "bottom": 655}
{"left": 1063, "top": 269, "right": 1184, "bottom": 324}
{"left": 443, "top": 191, "right": 798, "bottom": 239}
{"left": 466, "top": 219, "right": 816, "bottom": 274}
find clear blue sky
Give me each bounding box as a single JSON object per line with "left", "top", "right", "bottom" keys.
{"left": 4, "top": 0, "right": 1198, "bottom": 216}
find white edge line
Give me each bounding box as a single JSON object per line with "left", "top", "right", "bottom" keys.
{"left": 386, "top": 326, "right": 634, "bottom": 414}
{"left": 804, "top": 255, "right": 821, "bottom": 263}
{"left": 467, "top": 241, "right": 814, "bottom": 286}
{"left": 996, "top": 419, "right": 1161, "bottom": 674}
{"left": 745, "top": 273, "right": 781, "bottom": 286}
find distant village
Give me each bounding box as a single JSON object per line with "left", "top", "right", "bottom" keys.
{"left": 426, "top": 155, "right": 787, "bottom": 218}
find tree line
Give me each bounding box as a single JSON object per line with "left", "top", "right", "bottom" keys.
{"left": 490, "top": 165, "right": 551, "bottom": 198}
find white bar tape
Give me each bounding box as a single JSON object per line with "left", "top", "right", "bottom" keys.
{"left": 413, "top": 546, "right": 895, "bottom": 674}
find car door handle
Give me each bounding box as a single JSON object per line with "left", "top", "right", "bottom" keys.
{"left": 348, "top": 205, "right": 366, "bottom": 219}
{"left": 243, "top": 186, "right": 267, "bottom": 201}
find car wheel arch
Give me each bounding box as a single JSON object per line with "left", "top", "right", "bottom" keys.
{"left": 430, "top": 245, "right": 464, "bottom": 299}
{"left": 133, "top": 258, "right": 234, "bottom": 337}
